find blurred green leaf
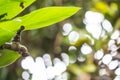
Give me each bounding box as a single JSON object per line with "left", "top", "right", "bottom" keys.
{"left": 20, "top": 7, "right": 80, "bottom": 30}
{"left": 0, "top": 0, "right": 35, "bottom": 20}
{"left": 0, "top": 29, "right": 15, "bottom": 46}
{"left": 0, "top": 19, "right": 21, "bottom": 32}
{"left": 0, "top": 49, "right": 20, "bottom": 68}
{"left": 0, "top": 7, "right": 80, "bottom": 31}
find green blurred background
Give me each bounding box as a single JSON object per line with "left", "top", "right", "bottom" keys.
{"left": 0, "top": 0, "right": 120, "bottom": 80}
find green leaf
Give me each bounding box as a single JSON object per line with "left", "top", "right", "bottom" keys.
{"left": 21, "top": 7, "right": 80, "bottom": 30}
{"left": 0, "top": 19, "right": 21, "bottom": 32}
{"left": 0, "top": 19, "right": 21, "bottom": 45}
{"left": 0, "top": 29, "right": 15, "bottom": 46}
{"left": 0, "top": 49, "right": 20, "bottom": 68}
{"left": 0, "top": 0, "right": 35, "bottom": 20}
{"left": 0, "top": 7, "right": 80, "bottom": 31}
{"left": 0, "top": 7, "right": 80, "bottom": 45}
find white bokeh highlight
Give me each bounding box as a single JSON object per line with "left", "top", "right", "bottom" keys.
{"left": 94, "top": 49, "right": 104, "bottom": 60}
{"left": 108, "top": 40, "right": 115, "bottom": 49}
{"left": 108, "top": 60, "right": 119, "bottom": 70}
{"left": 61, "top": 53, "right": 69, "bottom": 66}
{"left": 117, "top": 37, "right": 120, "bottom": 44}
{"left": 102, "top": 54, "right": 112, "bottom": 65}
{"left": 43, "top": 53, "right": 52, "bottom": 67}
{"left": 62, "top": 23, "right": 72, "bottom": 36}
{"left": 84, "top": 11, "right": 104, "bottom": 24}
{"left": 111, "top": 30, "right": 120, "bottom": 40}
{"left": 21, "top": 53, "right": 69, "bottom": 80}
{"left": 77, "top": 56, "right": 86, "bottom": 62}
{"left": 99, "top": 69, "right": 108, "bottom": 76}
{"left": 68, "top": 46, "right": 77, "bottom": 51}
{"left": 102, "top": 19, "right": 113, "bottom": 33}
{"left": 22, "top": 71, "right": 30, "bottom": 80}
{"left": 68, "top": 31, "right": 79, "bottom": 44}
{"left": 115, "top": 67, "right": 120, "bottom": 76}
{"left": 114, "top": 76, "right": 120, "bottom": 80}
{"left": 21, "top": 56, "right": 34, "bottom": 70}
{"left": 84, "top": 11, "right": 113, "bottom": 39}
{"left": 46, "top": 66, "right": 55, "bottom": 79}
{"left": 81, "top": 43, "right": 92, "bottom": 55}
{"left": 85, "top": 24, "right": 102, "bottom": 39}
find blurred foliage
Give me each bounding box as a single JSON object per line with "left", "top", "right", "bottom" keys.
{"left": 0, "top": 0, "right": 120, "bottom": 80}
